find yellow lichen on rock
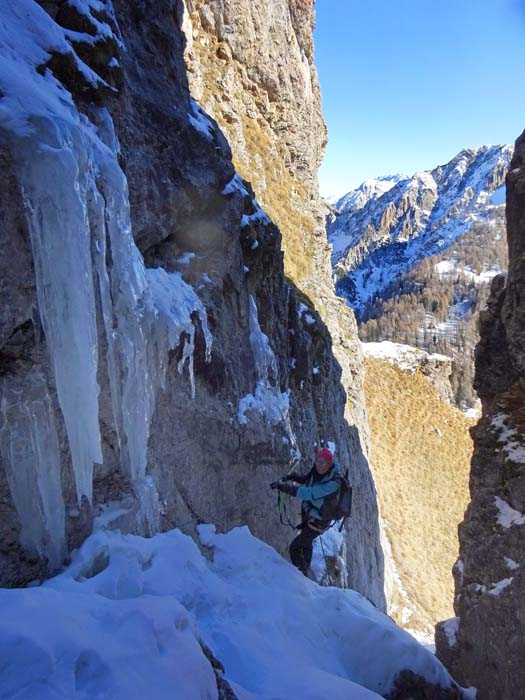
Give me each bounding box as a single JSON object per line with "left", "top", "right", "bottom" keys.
{"left": 181, "top": 0, "right": 324, "bottom": 289}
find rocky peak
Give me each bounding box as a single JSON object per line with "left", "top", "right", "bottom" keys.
{"left": 329, "top": 144, "right": 512, "bottom": 315}
{"left": 334, "top": 175, "right": 405, "bottom": 215}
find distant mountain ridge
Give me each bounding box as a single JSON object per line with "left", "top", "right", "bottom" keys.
{"left": 332, "top": 174, "right": 405, "bottom": 215}
{"left": 328, "top": 144, "right": 512, "bottom": 315}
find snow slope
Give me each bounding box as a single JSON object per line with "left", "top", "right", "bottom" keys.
{"left": 0, "top": 524, "right": 468, "bottom": 700}
{"left": 362, "top": 341, "right": 449, "bottom": 373}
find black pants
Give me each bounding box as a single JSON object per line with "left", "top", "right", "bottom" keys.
{"left": 289, "top": 521, "right": 329, "bottom": 575}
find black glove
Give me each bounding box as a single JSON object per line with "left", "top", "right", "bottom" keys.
{"left": 270, "top": 480, "right": 281, "bottom": 490}
{"left": 282, "top": 472, "right": 301, "bottom": 482}
{"left": 276, "top": 482, "right": 298, "bottom": 496}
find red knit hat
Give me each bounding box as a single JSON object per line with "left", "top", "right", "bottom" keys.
{"left": 316, "top": 448, "right": 334, "bottom": 465}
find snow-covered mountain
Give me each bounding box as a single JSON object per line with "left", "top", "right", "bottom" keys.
{"left": 0, "top": 520, "right": 471, "bottom": 700}
{"left": 333, "top": 174, "right": 405, "bottom": 217}
{"left": 328, "top": 145, "right": 512, "bottom": 315}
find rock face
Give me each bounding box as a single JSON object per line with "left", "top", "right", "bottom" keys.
{"left": 328, "top": 145, "right": 511, "bottom": 316}
{"left": 0, "top": 0, "right": 385, "bottom": 608}
{"left": 179, "top": 0, "right": 385, "bottom": 597}
{"left": 181, "top": 0, "right": 327, "bottom": 291}
{"left": 435, "top": 132, "right": 525, "bottom": 698}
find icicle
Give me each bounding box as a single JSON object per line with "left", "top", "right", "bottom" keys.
{"left": 0, "top": 6, "right": 212, "bottom": 539}
{"left": 247, "top": 295, "right": 279, "bottom": 388}
{"left": 177, "top": 331, "right": 196, "bottom": 399}
{"left": 238, "top": 295, "right": 300, "bottom": 459}
{"left": 134, "top": 476, "right": 161, "bottom": 537}
{"left": 17, "top": 108, "right": 213, "bottom": 494}
{"left": 0, "top": 370, "right": 65, "bottom": 568}
{"left": 88, "top": 131, "right": 212, "bottom": 487}
{"left": 87, "top": 164, "right": 124, "bottom": 453}
{"left": 18, "top": 122, "right": 103, "bottom": 504}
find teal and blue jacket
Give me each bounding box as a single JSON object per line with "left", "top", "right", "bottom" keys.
{"left": 295, "top": 463, "right": 341, "bottom": 521}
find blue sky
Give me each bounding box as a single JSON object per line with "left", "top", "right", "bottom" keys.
{"left": 314, "top": 0, "right": 525, "bottom": 197}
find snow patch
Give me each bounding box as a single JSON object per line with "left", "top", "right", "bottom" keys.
{"left": 504, "top": 556, "right": 519, "bottom": 571}
{"left": 0, "top": 525, "right": 464, "bottom": 699}
{"left": 241, "top": 207, "right": 270, "bottom": 228}
{"left": 441, "top": 617, "right": 460, "bottom": 647}
{"left": 222, "top": 173, "right": 249, "bottom": 197}
{"left": 435, "top": 260, "right": 456, "bottom": 275}
{"left": 176, "top": 252, "right": 195, "bottom": 265}
{"left": 362, "top": 341, "right": 449, "bottom": 372}
{"left": 488, "top": 577, "right": 513, "bottom": 596}
{"left": 435, "top": 258, "right": 502, "bottom": 285}
{"left": 298, "top": 302, "right": 316, "bottom": 325}
{"left": 495, "top": 497, "right": 525, "bottom": 528}
{"left": 187, "top": 97, "right": 215, "bottom": 140}
{"left": 463, "top": 406, "right": 481, "bottom": 420}
{"left": 491, "top": 413, "right": 525, "bottom": 464}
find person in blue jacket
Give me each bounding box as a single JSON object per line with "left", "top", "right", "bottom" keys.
{"left": 271, "top": 448, "right": 340, "bottom": 576}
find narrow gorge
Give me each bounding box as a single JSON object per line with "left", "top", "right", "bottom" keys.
{"left": 0, "top": 2, "right": 524, "bottom": 699}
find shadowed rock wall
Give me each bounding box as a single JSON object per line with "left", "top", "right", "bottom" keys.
{"left": 436, "top": 131, "right": 525, "bottom": 698}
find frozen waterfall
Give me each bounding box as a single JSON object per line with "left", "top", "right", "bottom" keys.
{"left": 0, "top": 1, "right": 211, "bottom": 566}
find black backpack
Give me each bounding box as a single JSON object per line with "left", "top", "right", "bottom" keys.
{"left": 320, "top": 469, "right": 353, "bottom": 522}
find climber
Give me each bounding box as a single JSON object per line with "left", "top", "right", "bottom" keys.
{"left": 270, "top": 447, "right": 341, "bottom": 576}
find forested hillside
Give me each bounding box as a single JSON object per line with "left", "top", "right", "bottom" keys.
{"left": 359, "top": 209, "right": 507, "bottom": 408}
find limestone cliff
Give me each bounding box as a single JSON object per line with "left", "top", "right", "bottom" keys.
{"left": 180, "top": 0, "right": 382, "bottom": 595}
{"left": 363, "top": 343, "right": 472, "bottom": 636}
{"left": 0, "top": 0, "right": 384, "bottom": 608}
{"left": 181, "top": 0, "right": 327, "bottom": 290}
{"left": 436, "top": 132, "right": 525, "bottom": 698}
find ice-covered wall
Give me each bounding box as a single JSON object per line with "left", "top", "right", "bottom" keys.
{"left": 0, "top": 369, "right": 65, "bottom": 569}
{"left": 0, "top": 0, "right": 385, "bottom": 609}
{"left": 0, "top": 0, "right": 211, "bottom": 572}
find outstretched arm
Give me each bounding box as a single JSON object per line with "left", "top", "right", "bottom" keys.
{"left": 273, "top": 482, "right": 298, "bottom": 496}
{"left": 283, "top": 470, "right": 309, "bottom": 484}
